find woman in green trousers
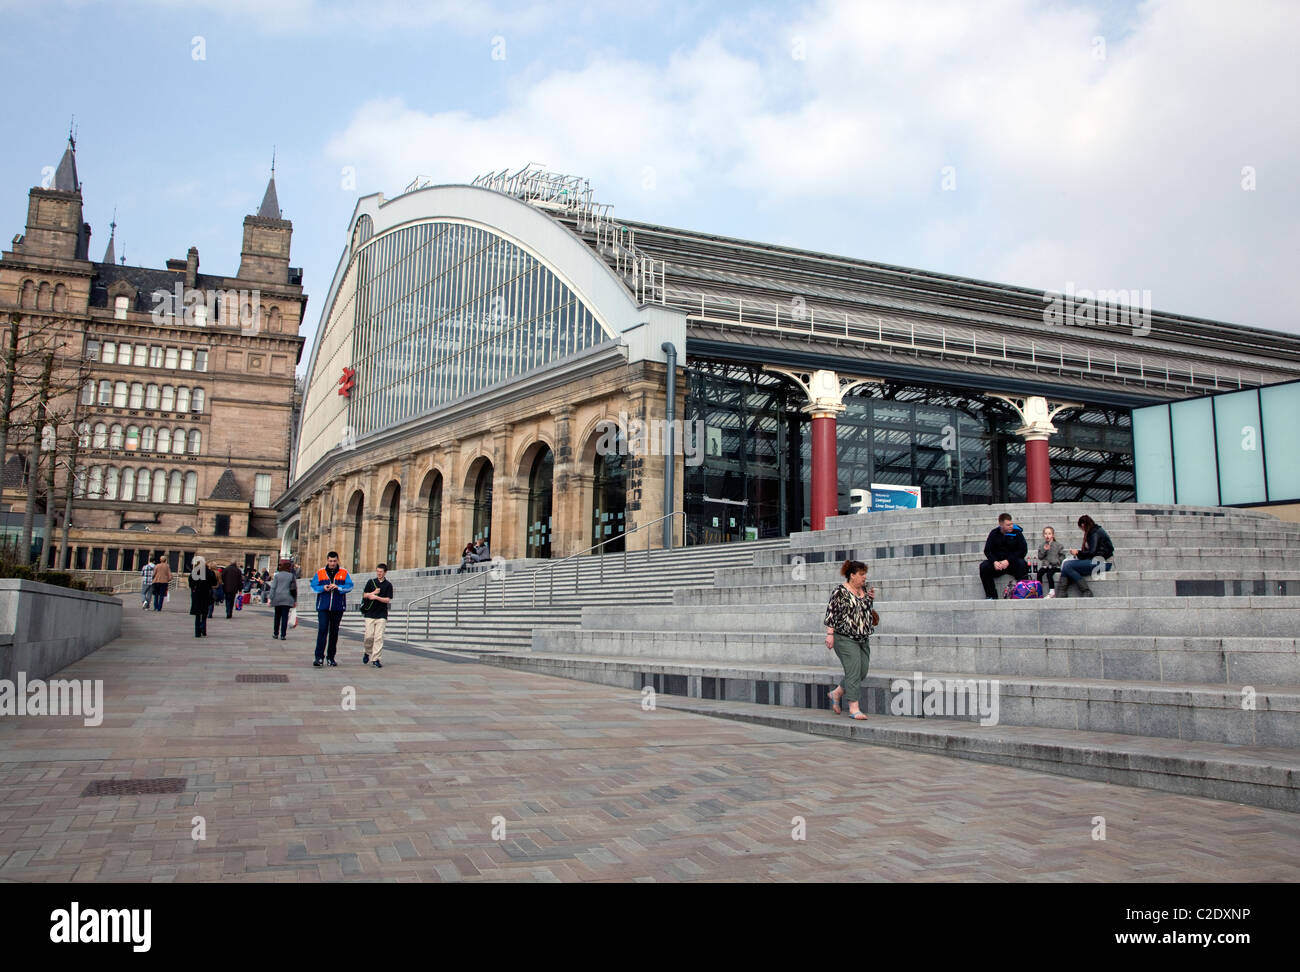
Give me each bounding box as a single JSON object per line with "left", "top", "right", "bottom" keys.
{"left": 824, "top": 559, "right": 876, "bottom": 720}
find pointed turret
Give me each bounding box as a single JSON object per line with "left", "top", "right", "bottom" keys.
{"left": 239, "top": 155, "right": 294, "bottom": 284}
{"left": 53, "top": 133, "right": 79, "bottom": 193}
{"left": 102, "top": 213, "right": 116, "bottom": 265}
{"left": 257, "top": 173, "right": 281, "bottom": 219}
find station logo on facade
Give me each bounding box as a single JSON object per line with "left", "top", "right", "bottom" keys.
{"left": 337, "top": 366, "right": 355, "bottom": 397}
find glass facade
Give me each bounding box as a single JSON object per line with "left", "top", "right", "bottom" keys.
{"left": 684, "top": 360, "right": 1135, "bottom": 544}
{"left": 1133, "top": 379, "right": 1300, "bottom": 506}
{"left": 348, "top": 221, "right": 609, "bottom": 438}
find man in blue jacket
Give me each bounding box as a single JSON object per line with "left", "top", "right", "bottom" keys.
{"left": 978, "top": 512, "right": 1029, "bottom": 599}
{"left": 310, "top": 551, "right": 354, "bottom": 667}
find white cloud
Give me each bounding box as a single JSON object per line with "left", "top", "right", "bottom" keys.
{"left": 322, "top": 0, "right": 1300, "bottom": 332}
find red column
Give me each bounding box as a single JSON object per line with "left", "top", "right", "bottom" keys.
{"left": 1025, "top": 435, "right": 1052, "bottom": 503}
{"left": 810, "top": 411, "right": 838, "bottom": 530}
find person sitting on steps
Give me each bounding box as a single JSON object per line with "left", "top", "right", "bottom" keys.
{"left": 1059, "top": 514, "right": 1115, "bottom": 598}
{"left": 978, "top": 512, "right": 1028, "bottom": 599}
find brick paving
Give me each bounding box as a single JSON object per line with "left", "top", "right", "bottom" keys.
{"left": 2, "top": 598, "right": 1298, "bottom": 882}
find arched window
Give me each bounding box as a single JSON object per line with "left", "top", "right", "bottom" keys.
{"left": 526, "top": 447, "right": 554, "bottom": 559}
{"left": 37, "top": 282, "right": 52, "bottom": 310}
{"left": 81, "top": 380, "right": 94, "bottom": 405}
{"left": 191, "top": 388, "right": 205, "bottom": 412}
{"left": 20, "top": 280, "right": 35, "bottom": 308}
{"left": 145, "top": 384, "right": 160, "bottom": 409}
{"left": 113, "top": 381, "right": 128, "bottom": 407}
{"left": 53, "top": 283, "right": 67, "bottom": 311}
{"left": 129, "top": 382, "right": 144, "bottom": 408}
{"left": 161, "top": 385, "right": 175, "bottom": 411}
{"left": 176, "top": 387, "right": 191, "bottom": 412}
{"left": 88, "top": 466, "right": 104, "bottom": 499}
{"left": 120, "top": 467, "right": 135, "bottom": 500}
{"left": 73, "top": 467, "right": 85, "bottom": 498}
{"left": 109, "top": 424, "right": 123, "bottom": 449}
{"left": 41, "top": 423, "right": 55, "bottom": 451}
{"left": 592, "top": 435, "right": 627, "bottom": 553}
{"left": 104, "top": 467, "right": 119, "bottom": 501}
{"left": 425, "top": 472, "right": 442, "bottom": 567}
{"left": 93, "top": 423, "right": 108, "bottom": 449}
{"left": 472, "top": 462, "right": 493, "bottom": 545}
{"left": 168, "top": 471, "right": 183, "bottom": 504}
{"left": 135, "top": 468, "right": 150, "bottom": 501}
{"left": 151, "top": 469, "right": 167, "bottom": 503}
{"left": 125, "top": 425, "right": 140, "bottom": 451}
{"left": 77, "top": 423, "right": 90, "bottom": 448}
{"left": 157, "top": 428, "right": 171, "bottom": 453}
{"left": 385, "top": 484, "right": 401, "bottom": 568}
{"left": 183, "top": 471, "right": 197, "bottom": 504}
{"left": 188, "top": 429, "right": 201, "bottom": 454}
{"left": 173, "top": 427, "right": 186, "bottom": 454}
{"left": 98, "top": 380, "right": 112, "bottom": 406}
{"left": 141, "top": 427, "right": 156, "bottom": 451}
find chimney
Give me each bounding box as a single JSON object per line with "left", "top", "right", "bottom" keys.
{"left": 186, "top": 246, "right": 199, "bottom": 289}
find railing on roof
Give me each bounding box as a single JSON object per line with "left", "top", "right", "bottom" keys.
{"left": 473, "top": 164, "right": 666, "bottom": 305}
{"left": 670, "top": 289, "right": 1263, "bottom": 395}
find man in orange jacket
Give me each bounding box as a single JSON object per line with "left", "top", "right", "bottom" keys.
{"left": 309, "top": 551, "right": 353, "bottom": 667}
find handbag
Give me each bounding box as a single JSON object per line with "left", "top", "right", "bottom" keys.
{"left": 289, "top": 607, "right": 298, "bottom": 628}
{"left": 869, "top": 608, "right": 880, "bottom": 627}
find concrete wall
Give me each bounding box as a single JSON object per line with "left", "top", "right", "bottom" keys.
{"left": 0, "top": 580, "right": 122, "bottom": 681}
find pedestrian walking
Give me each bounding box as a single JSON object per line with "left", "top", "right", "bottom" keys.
{"left": 150, "top": 556, "right": 171, "bottom": 612}
{"left": 360, "top": 563, "right": 394, "bottom": 668}
{"left": 222, "top": 561, "right": 243, "bottom": 618}
{"left": 261, "top": 569, "right": 272, "bottom": 603}
{"left": 310, "top": 551, "right": 353, "bottom": 667}
{"left": 210, "top": 566, "right": 223, "bottom": 618}
{"left": 269, "top": 559, "right": 298, "bottom": 641}
{"left": 188, "top": 556, "right": 218, "bottom": 638}
{"left": 140, "top": 558, "right": 155, "bottom": 610}
{"left": 823, "top": 559, "right": 876, "bottom": 721}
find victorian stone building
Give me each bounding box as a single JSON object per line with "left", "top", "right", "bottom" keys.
{"left": 0, "top": 135, "right": 307, "bottom": 575}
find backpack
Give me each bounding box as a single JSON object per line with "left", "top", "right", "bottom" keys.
{"left": 1003, "top": 579, "right": 1043, "bottom": 599}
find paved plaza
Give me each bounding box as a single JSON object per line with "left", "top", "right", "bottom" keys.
{"left": 1, "top": 599, "right": 1298, "bottom": 883}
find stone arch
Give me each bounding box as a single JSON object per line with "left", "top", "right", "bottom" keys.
{"left": 345, "top": 487, "right": 365, "bottom": 573}
{"left": 462, "top": 456, "right": 494, "bottom": 553}
{"left": 417, "top": 466, "right": 446, "bottom": 567}
{"left": 37, "top": 281, "right": 52, "bottom": 311}
{"left": 53, "top": 283, "right": 67, "bottom": 311}
{"left": 379, "top": 478, "right": 401, "bottom": 568}
{"left": 20, "top": 279, "right": 35, "bottom": 308}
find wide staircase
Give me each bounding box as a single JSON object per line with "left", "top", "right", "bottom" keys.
{"left": 475, "top": 502, "right": 1300, "bottom": 812}
{"left": 297, "top": 539, "right": 791, "bottom": 654}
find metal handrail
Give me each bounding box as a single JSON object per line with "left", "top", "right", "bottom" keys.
{"left": 531, "top": 510, "right": 686, "bottom": 607}
{"left": 402, "top": 562, "right": 506, "bottom": 642}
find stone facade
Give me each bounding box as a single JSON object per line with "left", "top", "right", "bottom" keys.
{"left": 0, "top": 138, "right": 306, "bottom": 574}
{"left": 290, "top": 358, "right": 685, "bottom": 575}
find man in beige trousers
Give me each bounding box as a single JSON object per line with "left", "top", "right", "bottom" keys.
{"left": 360, "top": 563, "right": 394, "bottom": 668}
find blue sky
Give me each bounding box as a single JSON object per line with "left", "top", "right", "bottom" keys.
{"left": 3, "top": 0, "right": 1296, "bottom": 368}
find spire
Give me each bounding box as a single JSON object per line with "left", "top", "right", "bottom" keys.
{"left": 102, "top": 210, "right": 116, "bottom": 264}
{"left": 256, "top": 150, "right": 281, "bottom": 219}
{"left": 53, "top": 124, "right": 79, "bottom": 193}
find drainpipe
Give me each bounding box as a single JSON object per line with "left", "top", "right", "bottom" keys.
{"left": 661, "top": 342, "right": 677, "bottom": 550}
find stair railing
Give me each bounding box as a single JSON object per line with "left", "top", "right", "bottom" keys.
{"left": 531, "top": 510, "right": 686, "bottom": 607}
{"left": 402, "top": 563, "right": 508, "bottom": 642}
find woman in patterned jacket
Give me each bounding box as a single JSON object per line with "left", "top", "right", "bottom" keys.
{"left": 824, "top": 559, "right": 876, "bottom": 721}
